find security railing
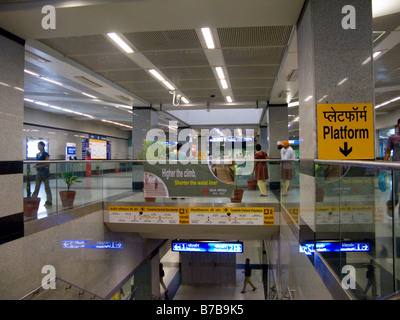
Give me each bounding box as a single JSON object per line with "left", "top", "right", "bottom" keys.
{"left": 20, "top": 158, "right": 400, "bottom": 300}
{"left": 310, "top": 159, "right": 400, "bottom": 300}
{"left": 22, "top": 159, "right": 284, "bottom": 222}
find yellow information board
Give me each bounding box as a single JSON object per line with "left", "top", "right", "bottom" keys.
{"left": 317, "top": 103, "right": 374, "bottom": 159}
{"left": 108, "top": 206, "right": 274, "bottom": 226}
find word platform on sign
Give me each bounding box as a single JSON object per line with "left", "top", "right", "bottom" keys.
{"left": 317, "top": 103, "right": 374, "bottom": 160}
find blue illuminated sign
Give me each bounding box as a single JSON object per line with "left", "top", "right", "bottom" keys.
{"left": 62, "top": 240, "right": 123, "bottom": 249}
{"left": 299, "top": 242, "right": 370, "bottom": 255}
{"left": 172, "top": 241, "right": 243, "bottom": 253}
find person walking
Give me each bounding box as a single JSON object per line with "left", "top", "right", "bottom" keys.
{"left": 159, "top": 263, "right": 168, "bottom": 296}
{"left": 277, "top": 140, "right": 295, "bottom": 196}
{"left": 363, "top": 259, "right": 377, "bottom": 298}
{"left": 241, "top": 258, "right": 257, "bottom": 293}
{"left": 383, "top": 118, "right": 400, "bottom": 216}
{"left": 254, "top": 144, "right": 269, "bottom": 196}
{"left": 32, "top": 141, "right": 52, "bottom": 206}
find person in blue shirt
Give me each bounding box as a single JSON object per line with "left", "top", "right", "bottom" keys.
{"left": 32, "top": 141, "right": 53, "bottom": 206}
{"left": 241, "top": 258, "right": 257, "bottom": 293}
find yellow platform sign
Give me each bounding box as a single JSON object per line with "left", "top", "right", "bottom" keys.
{"left": 108, "top": 206, "right": 274, "bottom": 226}
{"left": 317, "top": 103, "right": 374, "bottom": 160}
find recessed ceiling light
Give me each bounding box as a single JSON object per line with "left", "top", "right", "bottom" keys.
{"left": 226, "top": 96, "right": 233, "bottom": 103}
{"left": 24, "top": 69, "right": 40, "bottom": 77}
{"left": 41, "top": 77, "right": 63, "bottom": 86}
{"left": 215, "top": 67, "right": 225, "bottom": 80}
{"left": 201, "top": 27, "right": 215, "bottom": 49}
{"left": 337, "top": 78, "right": 348, "bottom": 86}
{"left": 181, "top": 97, "right": 190, "bottom": 104}
{"left": 376, "top": 96, "right": 400, "bottom": 109}
{"left": 361, "top": 51, "right": 382, "bottom": 65}
{"left": 149, "top": 69, "right": 165, "bottom": 82}
{"left": 162, "top": 81, "right": 175, "bottom": 91}
{"left": 107, "top": 32, "right": 134, "bottom": 53}
{"left": 220, "top": 79, "right": 228, "bottom": 89}
{"left": 34, "top": 101, "right": 49, "bottom": 107}
{"left": 288, "top": 101, "right": 299, "bottom": 107}
{"left": 82, "top": 92, "right": 97, "bottom": 99}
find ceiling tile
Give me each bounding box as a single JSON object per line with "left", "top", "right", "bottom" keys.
{"left": 98, "top": 69, "right": 153, "bottom": 82}
{"left": 223, "top": 47, "right": 286, "bottom": 65}
{"left": 143, "top": 50, "right": 209, "bottom": 67}
{"left": 40, "top": 35, "right": 119, "bottom": 56}
{"left": 70, "top": 53, "right": 139, "bottom": 72}
{"left": 124, "top": 29, "right": 202, "bottom": 51}
{"left": 227, "top": 65, "right": 280, "bottom": 78}
{"left": 217, "top": 26, "right": 292, "bottom": 47}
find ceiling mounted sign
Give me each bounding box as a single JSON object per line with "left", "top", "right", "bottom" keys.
{"left": 317, "top": 103, "right": 375, "bottom": 160}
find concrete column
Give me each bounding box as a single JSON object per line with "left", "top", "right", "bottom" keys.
{"left": 132, "top": 108, "right": 159, "bottom": 159}
{"left": 266, "top": 105, "right": 289, "bottom": 190}
{"left": 131, "top": 107, "right": 158, "bottom": 190}
{"left": 0, "top": 30, "right": 25, "bottom": 244}
{"left": 297, "top": 0, "right": 374, "bottom": 231}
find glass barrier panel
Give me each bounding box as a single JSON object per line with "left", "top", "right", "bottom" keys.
{"left": 338, "top": 166, "right": 394, "bottom": 300}
{"left": 314, "top": 163, "right": 341, "bottom": 283}
{"left": 102, "top": 161, "right": 136, "bottom": 203}
{"left": 393, "top": 169, "right": 400, "bottom": 293}
{"left": 281, "top": 160, "right": 299, "bottom": 225}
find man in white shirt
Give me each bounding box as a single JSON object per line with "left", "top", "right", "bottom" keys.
{"left": 277, "top": 140, "right": 295, "bottom": 195}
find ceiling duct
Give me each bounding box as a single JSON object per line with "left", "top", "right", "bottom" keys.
{"left": 74, "top": 76, "right": 103, "bottom": 88}
{"left": 25, "top": 51, "right": 51, "bottom": 63}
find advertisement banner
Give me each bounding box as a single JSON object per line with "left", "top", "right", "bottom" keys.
{"left": 143, "top": 162, "right": 235, "bottom": 198}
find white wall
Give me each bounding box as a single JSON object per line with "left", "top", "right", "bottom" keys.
{"left": 23, "top": 106, "right": 131, "bottom": 160}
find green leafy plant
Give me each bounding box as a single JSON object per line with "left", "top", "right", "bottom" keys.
{"left": 138, "top": 139, "right": 167, "bottom": 160}
{"left": 61, "top": 172, "right": 82, "bottom": 191}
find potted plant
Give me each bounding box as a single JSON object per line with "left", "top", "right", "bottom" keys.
{"left": 95, "top": 165, "right": 101, "bottom": 175}
{"left": 23, "top": 164, "right": 41, "bottom": 217}
{"left": 59, "top": 172, "right": 82, "bottom": 207}
{"left": 230, "top": 163, "right": 245, "bottom": 203}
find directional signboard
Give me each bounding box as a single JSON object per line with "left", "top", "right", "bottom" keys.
{"left": 299, "top": 241, "right": 370, "bottom": 255}
{"left": 171, "top": 241, "right": 243, "bottom": 253}
{"left": 317, "top": 103, "right": 374, "bottom": 160}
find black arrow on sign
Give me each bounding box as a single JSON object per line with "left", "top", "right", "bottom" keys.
{"left": 339, "top": 142, "right": 353, "bottom": 157}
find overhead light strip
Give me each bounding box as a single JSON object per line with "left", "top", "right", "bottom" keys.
{"left": 107, "top": 33, "right": 134, "bottom": 53}
{"left": 25, "top": 98, "right": 94, "bottom": 118}
{"left": 24, "top": 69, "right": 64, "bottom": 87}
{"left": 375, "top": 96, "right": 400, "bottom": 109}
{"left": 148, "top": 68, "right": 190, "bottom": 104}
{"left": 102, "top": 119, "right": 132, "bottom": 129}
{"left": 201, "top": 27, "right": 215, "bottom": 49}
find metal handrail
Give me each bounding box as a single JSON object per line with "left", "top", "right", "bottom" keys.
{"left": 379, "top": 291, "right": 400, "bottom": 300}
{"left": 19, "top": 277, "right": 104, "bottom": 300}
{"left": 23, "top": 158, "right": 292, "bottom": 163}
{"left": 314, "top": 159, "right": 400, "bottom": 171}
